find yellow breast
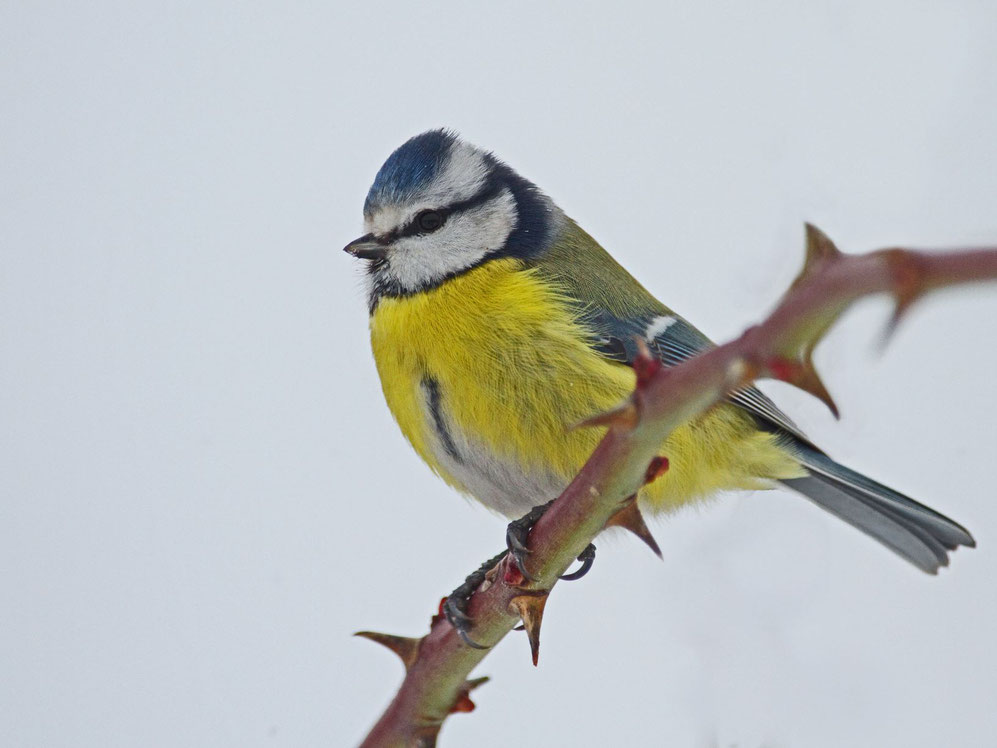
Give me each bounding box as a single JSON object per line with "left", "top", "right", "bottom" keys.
{"left": 368, "top": 258, "right": 801, "bottom": 516}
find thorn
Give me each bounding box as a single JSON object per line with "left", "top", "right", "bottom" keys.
{"left": 767, "top": 354, "right": 839, "bottom": 419}
{"left": 465, "top": 675, "right": 490, "bottom": 692}
{"left": 606, "top": 498, "right": 662, "bottom": 558}
{"left": 790, "top": 224, "right": 843, "bottom": 292}
{"left": 644, "top": 455, "right": 670, "bottom": 485}
{"left": 509, "top": 592, "right": 549, "bottom": 666}
{"left": 354, "top": 631, "right": 422, "bottom": 669}
{"left": 633, "top": 337, "right": 663, "bottom": 389}
{"left": 571, "top": 400, "right": 639, "bottom": 431}
{"left": 449, "top": 676, "right": 490, "bottom": 714}
{"left": 799, "top": 347, "right": 839, "bottom": 419}
{"left": 804, "top": 223, "right": 842, "bottom": 264}
{"left": 884, "top": 249, "right": 927, "bottom": 341}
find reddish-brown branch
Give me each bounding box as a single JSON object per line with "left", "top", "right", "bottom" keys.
{"left": 356, "top": 226, "right": 997, "bottom": 747}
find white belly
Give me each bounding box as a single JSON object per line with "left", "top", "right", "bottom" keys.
{"left": 418, "top": 378, "right": 565, "bottom": 517}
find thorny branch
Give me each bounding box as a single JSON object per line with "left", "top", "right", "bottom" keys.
{"left": 355, "top": 225, "right": 997, "bottom": 747}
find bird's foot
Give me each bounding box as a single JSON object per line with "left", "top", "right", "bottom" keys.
{"left": 442, "top": 502, "right": 599, "bottom": 649}
{"left": 442, "top": 551, "right": 506, "bottom": 650}
{"left": 506, "top": 500, "right": 597, "bottom": 583}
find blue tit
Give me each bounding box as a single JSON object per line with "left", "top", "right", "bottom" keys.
{"left": 343, "top": 129, "right": 974, "bottom": 573}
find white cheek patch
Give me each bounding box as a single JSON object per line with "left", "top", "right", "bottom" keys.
{"left": 645, "top": 315, "right": 678, "bottom": 341}
{"left": 382, "top": 189, "right": 517, "bottom": 292}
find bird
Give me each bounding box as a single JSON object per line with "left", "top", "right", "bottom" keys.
{"left": 343, "top": 129, "right": 974, "bottom": 596}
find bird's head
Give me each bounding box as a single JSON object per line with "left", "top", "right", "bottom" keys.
{"left": 344, "top": 130, "right": 561, "bottom": 306}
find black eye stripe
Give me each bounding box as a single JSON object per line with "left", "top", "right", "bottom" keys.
{"left": 396, "top": 211, "right": 448, "bottom": 239}
{"left": 394, "top": 178, "right": 506, "bottom": 240}
{"left": 447, "top": 177, "right": 505, "bottom": 213}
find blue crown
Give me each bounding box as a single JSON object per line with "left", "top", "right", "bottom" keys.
{"left": 364, "top": 129, "right": 458, "bottom": 215}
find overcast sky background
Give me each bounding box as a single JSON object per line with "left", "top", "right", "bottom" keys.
{"left": 3, "top": 2, "right": 996, "bottom": 746}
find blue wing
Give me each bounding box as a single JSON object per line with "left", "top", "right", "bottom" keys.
{"left": 584, "top": 307, "right": 814, "bottom": 446}
{"left": 523, "top": 219, "right": 972, "bottom": 571}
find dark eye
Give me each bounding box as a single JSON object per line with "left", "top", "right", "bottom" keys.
{"left": 415, "top": 209, "right": 445, "bottom": 233}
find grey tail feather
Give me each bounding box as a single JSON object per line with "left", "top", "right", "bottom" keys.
{"left": 781, "top": 444, "right": 975, "bottom": 574}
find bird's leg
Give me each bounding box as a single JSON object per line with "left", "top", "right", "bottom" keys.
{"left": 506, "top": 500, "right": 597, "bottom": 583}
{"left": 442, "top": 502, "right": 598, "bottom": 649}
{"left": 442, "top": 551, "right": 506, "bottom": 649}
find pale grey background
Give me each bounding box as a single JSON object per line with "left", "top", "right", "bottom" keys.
{"left": 2, "top": 2, "right": 996, "bottom": 746}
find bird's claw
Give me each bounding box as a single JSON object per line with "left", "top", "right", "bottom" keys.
{"left": 504, "top": 500, "right": 556, "bottom": 582}
{"left": 559, "top": 543, "right": 597, "bottom": 581}
{"left": 505, "top": 500, "right": 597, "bottom": 583}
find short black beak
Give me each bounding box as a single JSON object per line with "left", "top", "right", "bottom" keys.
{"left": 343, "top": 233, "right": 388, "bottom": 260}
